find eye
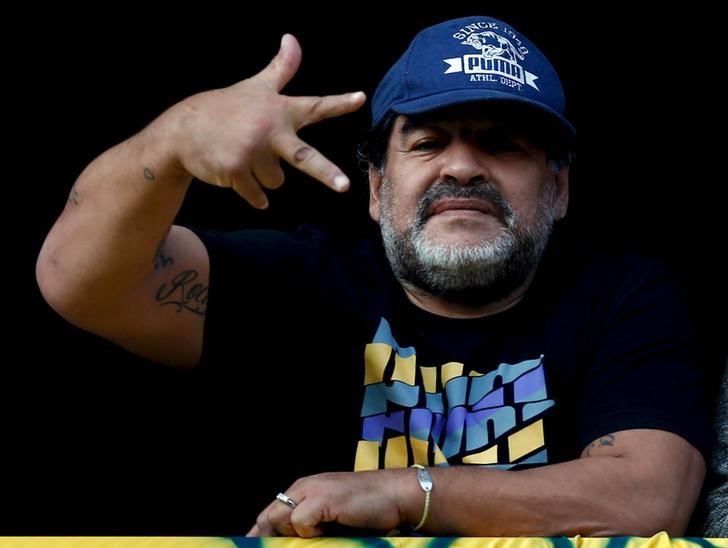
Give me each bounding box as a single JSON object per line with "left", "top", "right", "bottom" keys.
{"left": 412, "top": 139, "right": 443, "bottom": 152}
{"left": 478, "top": 130, "right": 525, "bottom": 154}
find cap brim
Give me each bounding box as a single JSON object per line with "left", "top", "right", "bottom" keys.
{"left": 390, "top": 89, "right": 576, "bottom": 137}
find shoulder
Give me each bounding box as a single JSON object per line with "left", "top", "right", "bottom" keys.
{"left": 529, "top": 234, "right": 698, "bottom": 350}
{"left": 190, "top": 223, "right": 389, "bottom": 290}
{"left": 191, "top": 223, "right": 379, "bottom": 258}
{"left": 537, "top": 234, "right": 688, "bottom": 309}
{"left": 545, "top": 231, "right": 675, "bottom": 282}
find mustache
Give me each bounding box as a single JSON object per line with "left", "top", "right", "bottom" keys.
{"left": 415, "top": 182, "right": 514, "bottom": 227}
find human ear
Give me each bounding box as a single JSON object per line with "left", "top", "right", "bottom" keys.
{"left": 368, "top": 165, "right": 383, "bottom": 222}
{"left": 553, "top": 164, "right": 570, "bottom": 220}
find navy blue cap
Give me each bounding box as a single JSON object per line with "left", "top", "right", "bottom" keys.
{"left": 372, "top": 16, "right": 574, "bottom": 136}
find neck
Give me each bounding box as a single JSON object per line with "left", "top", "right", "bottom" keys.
{"left": 400, "top": 267, "right": 537, "bottom": 319}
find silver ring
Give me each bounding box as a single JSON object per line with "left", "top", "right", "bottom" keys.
{"left": 276, "top": 492, "right": 297, "bottom": 509}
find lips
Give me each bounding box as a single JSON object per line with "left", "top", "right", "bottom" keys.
{"left": 427, "top": 198, "right": 498, "bottom": 218}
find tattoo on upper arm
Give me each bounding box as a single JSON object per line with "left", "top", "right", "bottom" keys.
{"left": 585, "top": 433, "right": 616, "bottom": 457}
{"left": 143, "top": 167, "right": 156, "bottom": 181}
{"left": 67, "top": 185, "right": 79, "bottom": 206}
{"left": 155, "top": 270, "right": 208, "bottom": 316}
{"left": 153, "top": 238, "right": 175, "bottom": 271}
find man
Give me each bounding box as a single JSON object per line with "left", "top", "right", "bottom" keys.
{"left": 37, "top": 16, "right": 707, "bottom": 537}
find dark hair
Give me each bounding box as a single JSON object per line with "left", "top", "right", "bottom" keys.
{"left": 357, "top": 102, "right": 575, "bottom": 174}
{"left": 356, "top": 111, "right": 398, "bottom": 175}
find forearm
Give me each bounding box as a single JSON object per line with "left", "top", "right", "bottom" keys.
{"left": 37, "top": 113, "right": 192, "bottom": 323}
{"left": 408, "top": 447, "right": 703, "bottom": 536}
{"left": 416, "top": 459, "right": 646, "bottom": 536}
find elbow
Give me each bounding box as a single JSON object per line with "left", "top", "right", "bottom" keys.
{"left": 36, "top": 240, "right": 97, "bottom": 327}
{"left": 607, "top": 469, "right": 705, "bottom": 536}
{"left": 586, "top": 507, "right": 687, "bottom": 537}
{"left": 36, "top": 242, "right": 64, "bottom": 312}
{"left": 639, "top": 493, "right": 700, "bottom": 537}
{"left": 616, "top": 437, "right": 706, "bottom": 537}
{"left": 612, "top": 512, "right": 689, "bottom": 538}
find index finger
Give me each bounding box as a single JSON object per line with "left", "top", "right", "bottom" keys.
{"left": 273, "top": 132, "right": 350, "bottom": 192}
{"left": 291, "top": 91, "right": 366, "bottom": 130}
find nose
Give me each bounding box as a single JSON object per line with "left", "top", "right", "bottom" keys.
{"left": 439, "top": 139, "right": 489, "bottom": 185}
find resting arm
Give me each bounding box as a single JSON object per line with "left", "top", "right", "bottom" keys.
{"left": 250, "top": 428, "right": 705, "bottom": 537}
{"left": 420, "top": 429, "right": 705, "bottom": 536}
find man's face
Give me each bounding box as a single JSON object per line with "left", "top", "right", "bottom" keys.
{"left": 368, "top": 111, "right": 570, "bottom": 305}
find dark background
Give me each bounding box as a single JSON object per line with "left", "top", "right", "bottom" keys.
{"left": 7, "top": 8, "right": 725, "bottom": 534}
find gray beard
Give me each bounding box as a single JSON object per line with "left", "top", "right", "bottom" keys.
{"left": 379, "top": 179, "right": 556, "bottom": 306}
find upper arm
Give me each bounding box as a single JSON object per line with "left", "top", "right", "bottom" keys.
{"left": 581, "top": 429, "right": 706, "bottom": 535}
{"left": 101, "top": 225, "right": 210, "bottom": 367}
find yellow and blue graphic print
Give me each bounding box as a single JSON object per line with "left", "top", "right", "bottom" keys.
{"left": 355, "top": 318, "right": 555, "bottom": 470}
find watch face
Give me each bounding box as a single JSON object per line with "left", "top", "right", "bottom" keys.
{"left": 417, "top": 467, "right": 433, "bottom": 491}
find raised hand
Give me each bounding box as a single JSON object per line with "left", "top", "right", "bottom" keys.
{"left": 166, "top": 34, "right": 366, "bottom": 209}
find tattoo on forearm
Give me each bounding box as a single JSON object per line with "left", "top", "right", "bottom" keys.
{"left": 155, "top": 270, "right": 208, "bottom": 316}
{"left": 585, "top": 433, "right": 616, "bottom": 456}
{"left": 153, "top": 238, "right": 175, "bottom": 271}
{"left": 143, "top": 167, "right": 156, "bottom": 181}
{"left": 598, "top": 434, "right": 615, "bottom": 447}
{"left": 67, "top": 186, "right": 79, "bottom": 206}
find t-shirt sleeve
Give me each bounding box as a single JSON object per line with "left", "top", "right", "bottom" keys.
{"left": 578, "top": 257, "right": 711, "bottom": 459}
{"left": 189, "top": 226, "right": 326, "bottom": 372}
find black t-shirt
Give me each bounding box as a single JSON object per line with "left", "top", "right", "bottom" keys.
{"left": 193, "top": 224, "right": 709, "bottom": 523}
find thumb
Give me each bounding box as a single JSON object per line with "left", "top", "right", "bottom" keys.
{"left": 257, "top": 34, "right": 302, "bottom": 92}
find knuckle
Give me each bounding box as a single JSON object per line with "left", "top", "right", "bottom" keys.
{"left": 223, "top": 165, "right": 246, "bottom": 184}
{"left": 249, "top": 115, "right": 275, "bottom": 136}
{"left": 217, "top": 150, "right": 251, "bottom": 177}
{"left": 292, "top": 145, "right": 315, "bottom": 165}
{"left": 306, "top": 96, "right": 324, "bottom": 116}
{"left": 212, "top": 175, "right": 230, "bottom": 188}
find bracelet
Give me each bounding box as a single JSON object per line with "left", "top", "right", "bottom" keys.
{"left": 410, "top": 464, "right": 433, "bottom": 532}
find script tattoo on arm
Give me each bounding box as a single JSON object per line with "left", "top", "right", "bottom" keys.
{"left": 67, "top": 185, "right": 79, "bottom": 206}
{"left": 155, "top": 270, "right": 208, "bottom": 316}
{"left": 153, "top": 237, "right": 175, "bottom": 271}
{"left": 584, "top": 433, "right": 616, "bottom": 457}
